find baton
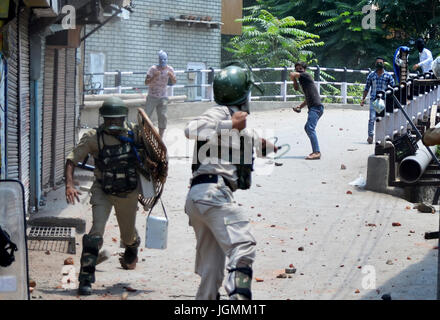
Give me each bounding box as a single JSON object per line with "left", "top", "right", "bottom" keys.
{"left": 77, "top": 162, "right": 95, "bottom": 172}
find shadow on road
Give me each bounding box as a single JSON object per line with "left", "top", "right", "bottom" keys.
{"left": 275, "top": 156, "right": 308, "bottom": 160}
{"left": 39, "top": 282, "right": 155, "bottom": 298}
{"left": 362, "top": 252, "right": 438, "bottom": 300}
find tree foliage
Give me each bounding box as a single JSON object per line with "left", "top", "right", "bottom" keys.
{"left": 252, "top": 0, "right": 440, "bottom": 69}
{"left": 225, "top": 7, "right": 324, "bottom": 67}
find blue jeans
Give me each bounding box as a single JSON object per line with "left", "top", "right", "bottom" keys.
{"left": 305, "top": 105, "right": 324, "bottom": 153}
{"left": 368, "top": 100, "right": 376, "bottom": 137}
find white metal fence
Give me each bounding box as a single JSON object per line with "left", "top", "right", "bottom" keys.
{"left": 84, "top": 66, "right": 399, "bottom": 103}
{"left": 375, "top": 73, "right": 440, "bottom": 146}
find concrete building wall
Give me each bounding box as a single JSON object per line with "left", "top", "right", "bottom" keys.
{"left": 84, "top": 0, "right": 222, "bottom": 96}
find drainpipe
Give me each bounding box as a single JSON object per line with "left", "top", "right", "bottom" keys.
{"left": 29, "top": 80, "right": 41, "bottom": 211}
{"left": 29, "top": 34, "right": 42, "bottom": 211}
{"left": 0, "top": 53, "right": 6, "bottom": 180}
{"left": 2, "top": 53, "right": 7, "bottom": 179}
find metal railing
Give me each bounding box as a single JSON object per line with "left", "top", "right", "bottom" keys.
{"left": 84, "top": 65, "right": 404, "bottom": 103}
{"left": 375, "top": 72, "right": 440, "bottom": 146}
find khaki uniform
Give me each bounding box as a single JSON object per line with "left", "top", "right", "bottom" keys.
{"left": 423, "top": 127, "right": 440, "bottom": 146}
{"left": 184, "top": 106, "right": 262, "bottom": 300}
{"left": 66, "top": 123, "right": 141, "bottom": 247}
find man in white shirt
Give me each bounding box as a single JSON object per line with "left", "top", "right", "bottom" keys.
{"left": 412, "top": 38, "right": 433, "bottom": 74}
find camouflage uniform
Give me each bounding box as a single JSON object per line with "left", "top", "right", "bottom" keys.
{"left": 67, "top": 122, "right": 141, "bottom": 285}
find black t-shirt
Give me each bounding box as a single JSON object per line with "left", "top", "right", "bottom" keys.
{"left": 298, "top": 72, "right": 322, "bottom": 108}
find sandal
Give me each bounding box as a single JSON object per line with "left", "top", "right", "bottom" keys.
{"left": 305, "top": 152, "right": 321, "bottom": 160}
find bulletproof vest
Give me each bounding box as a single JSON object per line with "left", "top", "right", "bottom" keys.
{"left": 95, "top": 128, "right": 139, "bottom": 195}
{"left": 192, "top": 136, "right": 254, "bottom": 190}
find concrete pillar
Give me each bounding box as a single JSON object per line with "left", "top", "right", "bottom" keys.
{"left": 365, "top": 154, "right": 406, "bottom": 198}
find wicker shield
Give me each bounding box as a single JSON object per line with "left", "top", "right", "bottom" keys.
{"left": 137, "top": 108, "right": 168, "bottom": 210}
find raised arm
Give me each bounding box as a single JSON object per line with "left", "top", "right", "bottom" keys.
{"left": 185, "top": 108, "right": 235, "bottom": 141}
{"left": 290, "top": 72, "right": 300, "bottom": 91}
{"left": 167, "top": 67, "right": 177, "bottom": 85}
{"left": 145, "top": 67, "right": 159, "bottom": 85}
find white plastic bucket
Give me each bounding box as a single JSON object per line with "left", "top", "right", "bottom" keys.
{"left": 145, "top": 200, "right": 168, "bottom": 249}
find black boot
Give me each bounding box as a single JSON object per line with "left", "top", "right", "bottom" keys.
{"left": 77, "top": 235, "right": 102, "bottom": 295}
{"left": 228, "top": 266, "right": 253, "bottom": 300}
{"left": 119, "top": 236, "right": 140, "bottom": 270}
{"left": 78, "top": 280, "right": 92, "bottom": 296}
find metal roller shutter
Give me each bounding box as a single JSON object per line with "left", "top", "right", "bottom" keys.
{"left": 41, "top": 48, "right": 55, "bottom": 189}
{"left": 41, "top": 47, "right": 78, "bottom": 190}
{"left": 5, "top": 18, "right": 19, "bottom": 180}
{"left": 53, "top": 48, "right": 66, "bottom": 185}
{"left": 18, "top": 9, "right": 31, "bottom": 208}
{"left": 64, "top": 48, "right": 76, "bottom": 160}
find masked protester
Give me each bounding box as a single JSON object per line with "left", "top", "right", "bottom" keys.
{"left": 290, "top": 61, "right": 324, "bottom": 160}
{"left": 412, "top": 38, "right": 433, "bottom": 74}
{"left": 361, "top": 57, "right": 395, "bottom": 144}
{"left": 65, "top": 97, "right": 144, "bottom": 296}
{"left": 144, "top": 50, "right": 177, "bottom": 138}
{"left": 183, "top": 65, "right": 278, "bottom": 300}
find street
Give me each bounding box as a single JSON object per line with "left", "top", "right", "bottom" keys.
{"left": 27, "top": 107, "right": 439, "bottom": 300}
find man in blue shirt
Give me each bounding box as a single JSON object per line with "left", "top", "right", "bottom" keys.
{"left": 361, "top": 57, "right": 395, "bottom": 144}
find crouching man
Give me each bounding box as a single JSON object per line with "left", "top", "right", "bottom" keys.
{"left": 65, "top": 97, "right": 143, "bottom": 295}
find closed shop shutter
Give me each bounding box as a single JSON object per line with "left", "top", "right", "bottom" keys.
{"left": 5, "top": 18, "right": 19, "bottom": 180}
{"left": 41, "top": 48, "right": 55, "bottom": 189}
{"left": 4, "top": 9, "right": 31, "bottom": 208}
{"left": 41, "top": 47, "right": 77, "bottom": 190}
{"left": 64, "top": 48, "right": 76, "bottom": 160}
{"left": 53, "top": 48, "right": 66, "bottom": 185}
{"left": 18, "top": 9, "right": 31, "bottom": 207}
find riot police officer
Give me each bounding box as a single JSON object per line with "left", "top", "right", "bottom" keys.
{"left": 184, "top": 65, "right": 277, "bottom": 300}
{"left": 65, "top": 97, "right": 143, "bottom": 295}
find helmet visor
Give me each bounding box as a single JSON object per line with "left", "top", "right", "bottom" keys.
{"left": 100, "top": 116, "right": 127, "bottom": 132}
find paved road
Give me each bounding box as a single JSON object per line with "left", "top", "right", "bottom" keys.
{"left": 28, "top": 107, "right": 439, "bottom": 300}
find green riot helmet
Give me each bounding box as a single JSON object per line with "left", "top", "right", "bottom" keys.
{"left": 213, "top": 65, "right": 253, "bottom": 107}
{"left": 99, "top": 97, "right": 128, "bottom": 132}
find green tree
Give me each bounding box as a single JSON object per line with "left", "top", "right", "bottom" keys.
{"left": 254, "top": 0, "right": 387, "bottom": 68}
{"left": 377, "top": 0, "right": 440, "bottom": 40}
{"left": 255, "top": 0, "right": 440, "bottom": 69}
{"left": 225, "top": 7, "right": 324, "bottom": 67}
{"left": 314, "top": 1, "right": 391, "bottom": 68}
{"left": 376, "top": 0, "right": 440, "bottom": 62}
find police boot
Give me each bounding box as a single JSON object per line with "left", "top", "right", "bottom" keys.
{"left": 227, "top": 266, "right": 253, "bottom": 300}
{"left": 119, "top": 237, "right": 140, "bottom": 270}
{"left": 78, "top": 234, "right": 102, "bottom": 296}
